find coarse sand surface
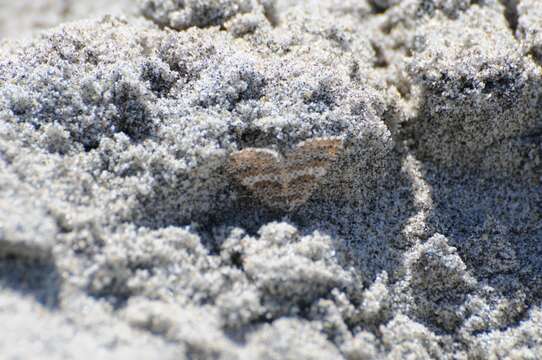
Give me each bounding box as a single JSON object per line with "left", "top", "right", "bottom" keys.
{"left": 0, "top": 0, "right": 541, "bottom": 358}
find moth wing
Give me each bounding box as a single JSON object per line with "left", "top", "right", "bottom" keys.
{"left": 228, "top": 148, "right": 287, "bottom": 209}
{"left": 228, "top": 138, "right": 343, "bottom": 211}
{"left": 283, "top": 137, "right": 344, "bottom": 209}
{"left": 290, "top": 137, "right": 344, "bottom": 165}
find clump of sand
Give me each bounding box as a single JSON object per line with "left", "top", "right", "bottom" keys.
{"left": 0, "top": 0, "right": 540, "bottom": 358}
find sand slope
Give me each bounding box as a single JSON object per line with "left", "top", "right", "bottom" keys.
{"left": 0, "top": 0, "right": 541, "bottom": 358}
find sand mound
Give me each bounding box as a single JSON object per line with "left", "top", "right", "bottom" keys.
{"left": 0, "top": 0, "right": 540, "bottom": 358}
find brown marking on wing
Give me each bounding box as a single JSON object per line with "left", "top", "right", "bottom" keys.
{"left": 295, "top": 137, "right": 343, "bottom": 157}
{"left": 284, "top": 174, "right": 319, "bottom": 207}
{"left": 250, "top": 180, "right": 290, "bottom": 209}
{"left": 247, "top": 179, "right": 283, "bottom": 197}
{"left": 287, "top": 137, "right": 342, "bottom": 168}
{"left": 228, "top": 148, "right": 282, "bottom": 180}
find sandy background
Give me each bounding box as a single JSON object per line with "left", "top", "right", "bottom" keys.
{"left": 0, "top": 0, "right": 541, "bottom": 359}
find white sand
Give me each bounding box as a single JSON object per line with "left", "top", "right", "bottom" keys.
{"left": 0, "top": 0, "right": 541, "bottom": 358}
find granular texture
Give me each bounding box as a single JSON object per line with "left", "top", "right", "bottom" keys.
{"left": 0, "top": 0, "right": 541, "bottom": 359}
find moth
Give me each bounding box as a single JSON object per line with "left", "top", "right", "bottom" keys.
{"left": 228, "top": 137, "right": 344, "bottom": 211}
